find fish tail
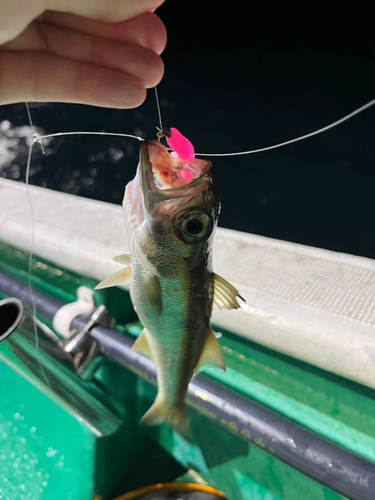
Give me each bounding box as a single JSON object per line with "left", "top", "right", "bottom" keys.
{"left": 140, "top": 394, "right": 189, "bottom": 435}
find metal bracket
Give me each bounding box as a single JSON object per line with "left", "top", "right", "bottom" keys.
{"left": 50, "top": 286, "right": 115, "bottom": 380}
{"left": 58, "top": 304, "right": 112, "bottom": 380}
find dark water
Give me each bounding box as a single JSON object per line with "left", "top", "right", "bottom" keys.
{"left": 0, "top": 2, "right": 374, "bottom": 258}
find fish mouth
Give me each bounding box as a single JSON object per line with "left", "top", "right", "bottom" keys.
{"left": 139, "top": 140, "right": 212, "bottom": 210}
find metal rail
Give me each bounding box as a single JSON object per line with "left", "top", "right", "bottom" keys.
{"left": 0, "top": 269, "right": 374, "bottom": 500}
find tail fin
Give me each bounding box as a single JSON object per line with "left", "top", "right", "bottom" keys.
{"left": 140, "top": 394, "right": 189, "bottom": 435}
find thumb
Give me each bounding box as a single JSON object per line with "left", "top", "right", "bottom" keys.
{"left": 0, "top": 0, "right": 45, "bottom": 45}
{"left": 46, "top": 0, "right": 165, "bottom": 23}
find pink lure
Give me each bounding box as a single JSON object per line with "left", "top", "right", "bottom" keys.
{"left": 166, "top": 127, "right": 195, "bottom": 160}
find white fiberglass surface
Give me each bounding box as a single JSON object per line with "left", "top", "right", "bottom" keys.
{"left": 1, "top": 178, "right": 375, "bottom": 389}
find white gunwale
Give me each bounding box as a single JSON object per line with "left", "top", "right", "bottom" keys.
{"left": 1, "top": 178, "right": 375, "bottom": 389}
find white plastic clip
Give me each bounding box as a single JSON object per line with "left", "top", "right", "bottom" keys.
{"left": 53, "top": 287, "right": 95, "bottom": 338}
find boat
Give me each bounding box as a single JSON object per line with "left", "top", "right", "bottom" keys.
{"left": 0, "top": 177, "right": 374, "bottom": 500}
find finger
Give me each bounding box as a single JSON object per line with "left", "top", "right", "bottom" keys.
{"left": 5, "top": 22, "right": 164, "bottom": 88}
{"left": 0, "top": 51, "right": 148, "bottom": 108}
{"left": 46, "top": 0, "right": 165, "bottom": 23}
{"left": 0, "top": 0, "right": 44, "bottom": 45}
{"left": 41, "top": 11, "right": 167, "bottom": 55}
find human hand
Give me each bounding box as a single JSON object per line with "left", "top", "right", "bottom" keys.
{"left": 0, "top": 0, "right": 166, "bottom": 108}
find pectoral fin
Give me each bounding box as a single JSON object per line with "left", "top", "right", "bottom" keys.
{"left": 94, "top": 266, "right": 131, "bottom": 290}
{"left": 131, "top": 328, "right": 153, "bottom": 359}
{"left": 113, "top": 254, "right": 131, "bottom": 265}
{"left": 144, "top": 274, "right": 163, "bottom": 315}
{"left": 194, "top": 328, "right": 226, "bottom": 374}
{"left": 213, "top": 273, "right": 245, "bottom": 310}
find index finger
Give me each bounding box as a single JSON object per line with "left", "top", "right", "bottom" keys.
{"left": 41, "top": 11, "right": 167, "bottom": 55}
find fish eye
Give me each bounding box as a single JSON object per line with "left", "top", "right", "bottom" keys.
{"left": 186, "top": 218, "right": 204, "bottom": 235}
{"left": 174, "top": 211, "right": 213, "bottom": 244}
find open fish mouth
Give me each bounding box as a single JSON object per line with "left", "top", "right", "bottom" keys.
{"left": 140, "top": 140, "right": 212, "bottom": 194}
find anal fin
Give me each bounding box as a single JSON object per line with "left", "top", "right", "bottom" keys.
{"left": 131, "top": 328, "right": 153, "bottom": 360}
{"left": 94, "top": 266, "right": 131, "bottom": 290}
{"left": 194, "top": 328, "right": 226, "bottom": 374}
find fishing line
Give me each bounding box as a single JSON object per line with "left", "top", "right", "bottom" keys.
{"left": 19, "top": 93, "right": 373, "bottom": 392}
{"left": 25, "top": 102, "right": 51, "bottom": 389}
{"left": 154, "top": 87, "right": 175, "bottom": 152}
{"left": 25, "top": 121, "right": 143, "bottom": 380}
{"left": 195, "top": 98, "right": 375, "bottom": 157}
{"left": 25, "top": 102, "right": 46, "bottom": 154}
{"left": 23, "top": 96, "right": 373, "bottom": 331}
{"left": 30, "top": 131, "right": 143, "bottom": 144}
{"left": 24, "top": 110, "right": 142, "bottom": 383}
{"left": 154, "top": 86, "right": 163, "bottom": 131}
{"left": 25, "top": 102, "right": 34, "bottom": 129}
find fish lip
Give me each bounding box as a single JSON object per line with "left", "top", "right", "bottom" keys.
{"left": 139, "top": 140, "right": 157, "bottom": 194}
{"left": 140, "top": 140, "right": 212, "bottom": 197}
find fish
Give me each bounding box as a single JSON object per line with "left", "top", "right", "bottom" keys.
{"left": 96, "top": 135, "right": 243, "bottom": 434}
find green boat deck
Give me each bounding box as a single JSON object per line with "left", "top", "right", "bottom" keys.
{"left": 1, "top": 241, "right": 374, "bottom": 500}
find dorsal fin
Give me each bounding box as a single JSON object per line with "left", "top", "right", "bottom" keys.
{"left": 194, "top": 328, "right": 226, "bottom": 374}
{"left": 94, "top": 266, "right": 131, "bottom": 290}
{"left": 213, "top": 273, "right": 245, "bottom": 310}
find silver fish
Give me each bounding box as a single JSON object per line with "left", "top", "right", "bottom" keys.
{"left": 96, "top": 140, "right": 243, "bottom": 434}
